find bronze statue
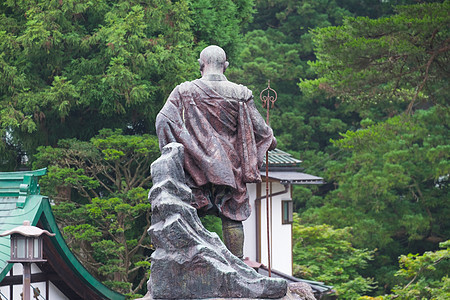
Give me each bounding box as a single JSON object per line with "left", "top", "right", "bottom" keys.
{"left": 156, "top": 45, "right": 276, "bottom": 258}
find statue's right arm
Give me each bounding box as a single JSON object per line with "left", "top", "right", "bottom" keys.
{"left": 246, "top": 99, "right": 277, "bottom": 145}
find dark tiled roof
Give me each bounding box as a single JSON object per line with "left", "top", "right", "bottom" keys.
{"left": 263, "top": 171, "right": 324, "bottom": 184}
{"left": 243, "top": 259, "right": 334, "bottom": 299}
{"left": 260, "top": 149, "right": 324, "bottom": 184}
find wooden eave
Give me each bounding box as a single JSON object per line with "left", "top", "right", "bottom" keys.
{"left": 0, "top": 169, "right": 125, "bottom": 300}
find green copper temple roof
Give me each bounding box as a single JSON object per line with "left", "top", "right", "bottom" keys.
{"left": 264, "top": 149, "right": 302, "bottom": 167}
{"left": 0, "top": 168, "right": 125, "bottom": 300}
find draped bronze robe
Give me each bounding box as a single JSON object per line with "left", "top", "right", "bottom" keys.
{"left": 156, "top": 77, "right": 276, "bottom": 221}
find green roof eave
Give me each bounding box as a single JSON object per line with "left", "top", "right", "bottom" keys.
{"left": 263, "top": 148, "right": 302, "bottom": 168}
{"left": 39, "top": 199, "right": 126, "bottom": 300}
{"left": 0, "top": 197, "right": 125, "bottom": 300}
{"left": 0, "top": 168, "right": 47, "bottom": 179}
{"left": 0, "top": 168, "right": 48, "bottom": 207}
{"left": 0, "top": 195, "right": 45, "bottom": 280}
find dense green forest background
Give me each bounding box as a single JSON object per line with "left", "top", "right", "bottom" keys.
{"left": 0, "top": 0, "right": 448, "bottom": 298}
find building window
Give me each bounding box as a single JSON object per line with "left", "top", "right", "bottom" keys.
{"left": 282, "top": 200, "right": 293, "bottom": 224}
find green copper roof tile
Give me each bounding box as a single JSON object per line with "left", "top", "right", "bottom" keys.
{"left": 263, "top": 148, "right": 302, "bottom": 167}
{"left": 0, "top": 169, "right": 125, "bottom": 300}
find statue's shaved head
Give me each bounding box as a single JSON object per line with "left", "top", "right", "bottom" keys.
{"left": 199, "top": 45, "right": 229, "bottom": 74}
{"left": 200, "top": 45, "right": 226, "bottom": 65}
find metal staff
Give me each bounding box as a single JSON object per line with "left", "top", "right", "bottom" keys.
{"left": 260, "top": 80, "right": 277, "bottom": 277}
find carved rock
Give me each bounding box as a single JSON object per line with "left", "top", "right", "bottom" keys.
{"left": 147, "top": 142, "right": 287, "bottom": 299}
{"left": 286, "top": 282, "right": 316, "bottom": 300}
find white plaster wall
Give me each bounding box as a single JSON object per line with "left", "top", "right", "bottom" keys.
{"left": 243, "top": 183, "right": 257, "bottom": 262}
{"left": 31, "top": 281, "right": 47, "bottom": 299}
{"left": 0, "top": 286, "right": 9, "bottom": 299}
{"left": 31, "top": 263, "right": 41, "bottom": 274}
{"left": 244, "top": 182, "right": 293, "bottom": 276}
{"left": 12, "top": 263, "right": 22, "bottom": 274}
{"left": 12, "top": 262, "right": 44, "bottom": 274}
{"left": 1, "top": 263, "right": 69, "bottom": 300}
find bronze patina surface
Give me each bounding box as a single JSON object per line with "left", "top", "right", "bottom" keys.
{"left": 147, "top": 46, "right": 285, "bottom": 299}
{"left": 147, "top": 143, "right": 287, "bottom": 299}
{"left": 156, "top": 46, "right": 276, "bottom": 222}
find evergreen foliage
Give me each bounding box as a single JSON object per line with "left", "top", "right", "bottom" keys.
{"left": 297, "top": 1, "right": 449, "bottom": 296}
{"left": 0, "top": 0, "right": 448, "bottom": 297}
{"left": 361, "top": 240, "right": 449, "bottom": 299}
{"left": 0, "top": 0, "right": 252, "bottom": 170}
{"left": 386, "top": 240, "right": 450, "bottom": 299}
{"left": 301, "top": 2, "right": 449, "bottom": 113}
{"left": 292, "top": 214, "right": 376, "bottom": 299}
{"left": 33, "top": 129, "right": 160, "bottom": 295}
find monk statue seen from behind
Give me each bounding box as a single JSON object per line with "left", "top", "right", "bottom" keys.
{"left": 156, "top": 45, "right": 277, "bottom": 258}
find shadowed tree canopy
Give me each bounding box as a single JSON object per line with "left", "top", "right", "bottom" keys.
{"left": 0, "top": 0, "right": 254, "bottom": 170}
{"left": 33, "top": 129, "right": 161, "bottom": 295}
{"left": 1, "top": 0, "right": 255, "bottom": 295}
{"left": 1, "top": 0, "right": 448, "bottom": 298}
{"left": 298, "top": 1, "right": 449, "bottom": 295}
{"left": 300, "top": 2, "right": 449, "bottom": 114}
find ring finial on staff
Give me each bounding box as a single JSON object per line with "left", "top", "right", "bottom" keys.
{"left": 260, "top": 80, "right": 278, "bottom": 109}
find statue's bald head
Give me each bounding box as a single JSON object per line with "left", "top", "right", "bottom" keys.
{"left": 199, "top": 45, "right": 229, "bottom": 75}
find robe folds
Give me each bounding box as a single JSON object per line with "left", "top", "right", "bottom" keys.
{"left": 156, "top": 77, "right": 276, "bottom": 221}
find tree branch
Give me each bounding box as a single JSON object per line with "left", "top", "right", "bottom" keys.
{"left": 407, "top": 38, "right": 450, "bottom": 113}
{"left": 130, "top": 209, "right": 151, "bottom": 257}
{"left": 132, "top": 272, "right": 150, "bottom": 294}
{"left": 92, "top": 173, "right": 114, "bottom": 194}
{"left": 403, "top": 256, "right": 446, "bottom": 290}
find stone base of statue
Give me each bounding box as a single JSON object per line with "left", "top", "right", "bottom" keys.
{"left": 147, "top": 142, "right": 287, "bottom": 299}
{"left": 137, "top": 282, "right": 315, "bottom": 300}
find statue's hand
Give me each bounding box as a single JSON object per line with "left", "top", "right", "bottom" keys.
{"left": 269, "top": 136, "right": 277, "bottom": 150}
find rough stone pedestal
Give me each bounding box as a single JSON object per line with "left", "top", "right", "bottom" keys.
{"left": 147, "top": 143, "right": 287, "bottom": 299}
{"left": 137, "top": 282, "right": 315, "bottom": 300}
